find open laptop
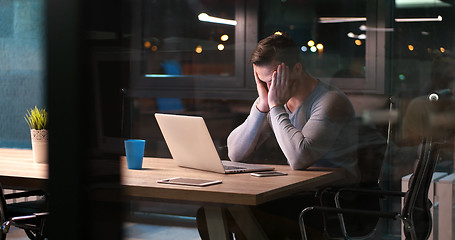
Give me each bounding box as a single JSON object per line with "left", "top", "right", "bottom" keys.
{"left": 155, "top": 113, "right": 275, "bottom": 174}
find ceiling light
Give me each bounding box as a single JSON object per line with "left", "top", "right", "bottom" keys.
{"left": 320, "top": 15, "right": 442, "bottom": 24}
{"left": 198, "top": 13, "right": 237, "bottom": 26}
{"left": 395, "top": 15, "right": 442, "bottom": 22}
{"left": 395, "top": 0, "right": 451, "bottom": 8}
{"left": 319, "top": 17, "right": 366, "bottom": 24}
{"left": 359, "top": 25, "right": 394, "bottom": 32}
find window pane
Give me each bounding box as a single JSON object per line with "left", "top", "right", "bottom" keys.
{"left": 142, "top": 0, "right": 236, "bottom": 77}
{"left": 259, "top": 0, "right": 367, "bottom": 80}
{"left": 392, "top": 2, "right": 454, "bottom": 96}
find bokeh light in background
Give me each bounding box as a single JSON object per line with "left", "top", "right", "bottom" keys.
{"left": 195, "top": 45, "right": 203, "bottom": 54}
{"left": 220, "top": 34, "right": 229, "bottom": 41}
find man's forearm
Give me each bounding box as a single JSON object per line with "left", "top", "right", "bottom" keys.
{"left": 227, "top": 104, "right": 268, "bottom": 161}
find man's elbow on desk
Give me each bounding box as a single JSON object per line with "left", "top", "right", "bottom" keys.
{"left": 287, "top": 157, "right": 314, "bottom": 170}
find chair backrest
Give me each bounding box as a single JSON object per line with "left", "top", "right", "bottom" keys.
{"left": 356, "top": 122, "right": 388, "bottom": 188}
{"left": 328, "top": 122, "right": 388, "bottom": 237}
{"left": 401, "top": 138, "right": 440, "bottom": 240}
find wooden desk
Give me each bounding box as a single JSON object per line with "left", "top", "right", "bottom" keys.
{"left": 122, "top": 157, "right": 345, "bottom": 240}
{"left": 0, "top": 149, "right": 345, "bottom": 239}
{"left": 0, "top": 149, "right": 344, "bottom": 204}
{"left": 122, "top": 157, "right": 344, "bottom": 206}
{"left": 0, "top": 148, "right": 47, "bottom": 190}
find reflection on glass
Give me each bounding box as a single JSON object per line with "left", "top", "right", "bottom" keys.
{"left": 392, "top": 3, "right": 455, "bottom": 235}
{"left": 259, "top": 0, "right": 367, "bottom": 80}
{"left": 392, "top": 1, "right": 454, "bottom": 96}
{"left": 142, "top": 0, "right": 236, "bottom": 77}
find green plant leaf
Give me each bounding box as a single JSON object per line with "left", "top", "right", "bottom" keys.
{"left": 24, "top": 106, "right": 48, "bottom": 130}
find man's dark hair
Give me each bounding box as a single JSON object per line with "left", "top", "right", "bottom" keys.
{"left": 250, "top": 34, "right": 301, "bottom": 68}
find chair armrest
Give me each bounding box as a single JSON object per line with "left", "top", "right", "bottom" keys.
{"left": 2, "top": 212, "right": 49, "bottom": 234}
{"left": 10, "top": 212, "right": 49, "bottom": 221}
{"left": 316, "top": 187, "right": 405, "bottom": 208}
{"left": 299, "top": 206, "right": 400, "bottom": 240}
{"left": 301, "top": 206, "right": 399, "bottom": 220}
{"left": 336, "top": 187, "right": 405, "bottom": 198}
{"left": 4, "top": 190, "right": 47, "bottom": 200}
{"left": 330, "top": 188, "right": 405, "bottom": 239}
{"left": 335, "top": 188, "right": 405, "bottom": 208}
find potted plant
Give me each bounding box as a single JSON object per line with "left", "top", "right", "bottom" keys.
{"left": 25, "top": 106, "right": 48, "bottom": 164}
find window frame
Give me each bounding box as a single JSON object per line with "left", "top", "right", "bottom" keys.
{"left": 128, "top": 0, "right": 390, "bottom": 99}
{"left": 129, "top": 0, "right": 251, "bottom": 98}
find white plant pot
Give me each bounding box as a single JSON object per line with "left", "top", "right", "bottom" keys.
{"left": 30, "top": 129, "right": 48, "bottom": 164}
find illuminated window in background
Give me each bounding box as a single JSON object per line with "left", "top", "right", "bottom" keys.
{"left": 142, "top": 0, "right": 236, "bottom": 77}
{"left": 259, "top": 0, "right": 367, "bottom": 80}
{"left": 392, "top": 0, "right": 454, "bottom": 96}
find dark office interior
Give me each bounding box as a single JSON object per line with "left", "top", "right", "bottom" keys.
{"left": 1, "top": 0, "right": 454, "bottom": 239}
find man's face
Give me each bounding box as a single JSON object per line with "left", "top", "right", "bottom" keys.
{"left": 254, "top": 62, "right": 279, "bottom": 89}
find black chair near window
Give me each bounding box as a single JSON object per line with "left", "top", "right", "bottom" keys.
{"left": 310, "top": 120, "right": 389, "bottom": 239}
{"left": 0, "top": 184, "right": 48, "bottom": 240}
{"left": 299, "top": 137, "right": 440, "bottom": 240}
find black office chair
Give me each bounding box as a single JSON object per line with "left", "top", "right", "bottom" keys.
{"left": 310, "top": 121, "right": 388, "bottom": 239}
{"left": 0, "top": 184, "right": 49, "bottom": 240}
{"left": 300, "top": 97, "right": 396, "bottom": 239}
{"left": 299, "top": 137, "right": 440, "bottom": 240}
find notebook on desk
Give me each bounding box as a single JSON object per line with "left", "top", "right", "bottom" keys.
{"left": 155, "top": 113, "right": 275, "bottom": 174}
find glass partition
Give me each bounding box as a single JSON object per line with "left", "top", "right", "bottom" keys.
{"left": 388, "top": 1, "right": 455, "bottom": 236}
{"left": 41, "top": 0, "right": 455, "bottom": 239}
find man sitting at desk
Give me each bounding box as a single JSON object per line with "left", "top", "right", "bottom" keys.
{"left": 227, "top": 34, "right": 359, "bottom": 184}
{"left": 198, "top": 34, "right": 359, "bottom": 239}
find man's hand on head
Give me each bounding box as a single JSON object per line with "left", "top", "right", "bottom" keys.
{"left": 268, "top": 63, "right": 294, "bottom": 109}
{"left": 253, "top": 65, "right": 270, "bottom": 113}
